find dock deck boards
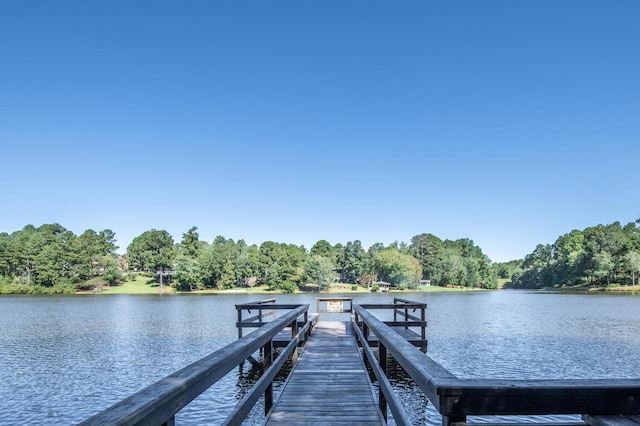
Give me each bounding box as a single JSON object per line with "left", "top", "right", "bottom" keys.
{"left": 265, "top": 321, "right": 383, "bottom": 425}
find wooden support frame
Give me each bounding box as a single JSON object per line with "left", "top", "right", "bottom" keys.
{"left": 351, "top": 315, "right": 411, "bottom": 426}
{"left": 353, "top": 302, "right": 640, "bottom": 426}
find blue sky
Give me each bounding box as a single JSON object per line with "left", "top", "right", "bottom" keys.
{"left": 1, "top": 1, "right": 639, "bottom": 262}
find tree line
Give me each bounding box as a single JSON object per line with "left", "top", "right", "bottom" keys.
{"left": 0, "top": 224, "right": 497, "bottom": 293}
{"left": 505, "top": 220, "right": 640, "bottom": 289}
{"left": 0, "top": 224, "right": 119, "bottom": 293}
{"left": 3, "top": 220, "right": 639, "bottom": 294}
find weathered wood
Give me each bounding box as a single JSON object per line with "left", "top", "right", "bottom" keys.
{"left": 357, "top": 299, "right": 427, "bottom": 354}
{"left": 356, "top": 323, "right": 428, "bottom": 352}
{"left": 351, "top": 316, "right": 411, "bottom": 426}
{"left": 393, "top": 309, "right": 423, "bottom": 322}
{"left": 238, "top": 310, "right": 276, "bottom": 323}
{"left": 359, "top": 303, "right": 425, "bottom": 310}
{"left": 265, "top": 321, "right": 384, "bottom": 426}
{"left": 583, "top": 414, "right": 640, "bottom": 425}
{"left": 354, "top": 302, "right": 640, "bottom": 423}
{"left": 436, "top": 377, "right": 640, "bottom": 415}
{"left": 223, "top": 321, "right": 311, "bottom": 426}
{"left": 236, "top": 298, "right": 277, "bottom": 306}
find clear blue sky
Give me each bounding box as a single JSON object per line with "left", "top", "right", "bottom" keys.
{"left": 1, "top": 1, "right": 639, "bottom": 262}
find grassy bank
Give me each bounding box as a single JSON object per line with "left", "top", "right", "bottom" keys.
{"left": 539, "top": 283, "right": 640, "bottom": 293}
{"left": 83, "top": 280, "right": 483, "bottom": 295}
{"left": 91, "top": 275, "right": 176, "bottom": 295}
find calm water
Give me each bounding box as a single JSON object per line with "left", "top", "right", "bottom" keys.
{"left": 1, "top": 291, "right": 639, "bottom": 425}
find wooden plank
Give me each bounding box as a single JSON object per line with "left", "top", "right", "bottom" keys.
{"left": 583, "top": 414, "right": 640, "bottom": 425}
{"left": 354, "top": 302, "right": 640, "bottom": 420}
{"left": 265, "top": 321, "right": 383, "bottom": 426}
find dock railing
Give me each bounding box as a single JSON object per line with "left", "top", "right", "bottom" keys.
{"left": 235, "top": 298, "right": 278, "bottom": 339}
{"left": 352, "top": 301, "right": 640, "bottom": 426}
{"left": 236, "top": 299, "right": 315, "bottom": 347}
{"left": 316, "top": 297, "right": 353, "bottom": 317}
{"left": 355, "top": 297, "right": 427, "bottom": 352}
{"left": 80, "top": 303, "right": 310, "bottom": 426}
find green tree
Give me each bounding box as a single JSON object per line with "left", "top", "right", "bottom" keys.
{"left": 257, "top": 241, "right": 306, "bottom": 288}
{"left": 336, "top": 240, "right": 366, "bottom": 284}
{"left": 34, "top": 225, "right": 76, "bottom": 287}
{"left": 126, "top": 229, "right": 176, "bottom": 291}
{"left": 310, "top": 240, "right": 337, "bottom": 264}
{"left": 304, "top": 255, "right": 334, "bottom": 290}
{"left": 0, "top": 232, "right": 15, "bottom": 278}
{"left": 73, "top": 229, "right": 118, "bottom": 280}
{"left": 374, "top": 248, "right": 421, "bottom": 289}
{"left": 264, "top": 261, "right": 282, "bottom": 290}
{"left": 174, "top": 255, "right": 201, "bottom": 291}
{"left": 624, "top": 251, "right": 640, "bottom": 286}
{"left": 440, "top": 248, "right": 465, "bottom": 286}
{"left": 179, "top": 226, "right": 203, "bottom": 258}
{"left": 513, "top": 244, "right": 555, "bottom": 289}
{"left": 552, "top": 230, "right": 586, "bottom": 286}
{"left": 409, "top": 233, "right": 444, "bottom": 283}
{"left": 199, "top": 236, "right": 237, "bottom": 289}
{"left": 592, "top": 251, "right": 614, "bottom": 285}
{"left": 101, "top": 255, "right": 122, "bottom": 285}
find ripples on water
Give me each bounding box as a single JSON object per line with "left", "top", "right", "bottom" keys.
{"left": 1, "top": 291, "right": 640, "bottom": 425}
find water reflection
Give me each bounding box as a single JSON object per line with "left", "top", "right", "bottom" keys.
{"left": 1, "top": 292, "right": 640, "bottom": 424}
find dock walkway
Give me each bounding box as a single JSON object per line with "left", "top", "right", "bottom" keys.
{"left": 81, "top": 299, "right": 640, "bottom": 426}
{"left": 265, "top": 320, "right": 384, "bottom": 425}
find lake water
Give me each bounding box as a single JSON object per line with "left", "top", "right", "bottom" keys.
{"left": 1, "top": 291, "right": 640, "bottom": 425}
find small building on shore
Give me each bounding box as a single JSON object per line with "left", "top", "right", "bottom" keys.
{"left": 372, "top": 280, "right": 391, "bottom": 292}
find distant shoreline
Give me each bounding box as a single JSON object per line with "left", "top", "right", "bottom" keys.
{"left": 538, "top": 284, "right": 640, "bottom": 294}
{"left": 81, "top": 283, "right": 485, "bottom": 296}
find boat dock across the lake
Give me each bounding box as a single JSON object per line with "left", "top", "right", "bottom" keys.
{"left": 80, "top": 297, "right": 640, "bottom": 426}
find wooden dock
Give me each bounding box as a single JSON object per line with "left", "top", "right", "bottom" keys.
{"left": 81, "top": 298, "right": 640, "bottom": 426}
{"left": 265, "top": 321, "right": 384, "bottom": 425}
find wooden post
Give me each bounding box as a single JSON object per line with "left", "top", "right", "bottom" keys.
{"left": 363, "top": 323, "right": 370, "bottom": 368}
{"left": 442, "top": 414, "right": 466, "bottom": 426}
{"left": 404, "top": 305, "right": 409, "bottom": 330}
{"left": 421, "top": 305, "right": 427, "bottom": 353}
{"left": 291, "top": 320, "right": 299, "bottom": 364}
{"left": 264, "top": 339, "right": 273, "bottom": 415}
{"left": 237, "top": 307, "right": 244, "bottom": 372}
{"left": 259, "top": 307, "right": 264, "bottom": 356}
{"left": 379, "top": 343, "right": 388, "bottom": 423}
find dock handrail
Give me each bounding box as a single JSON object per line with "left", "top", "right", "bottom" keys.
{"left": 80, "top": 304, "right": 309, "bottom": 426}
{"left": 356, "top": 298, "right": 427, "bottom": 352}
{"left": 235, "top": 299, "right": 308, "bottom": 338}
{"left": 351, "top": 314, "right": 411, "bottom": 426}
{"left": 353, "top": 302, "right": 640, "bottom": 425}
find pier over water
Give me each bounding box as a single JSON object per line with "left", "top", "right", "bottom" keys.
{"left": 80, "top": 298, "right": 640, "bottom": 426}
{"left": 266, "top": 320, "right": 382, "bottom": 425}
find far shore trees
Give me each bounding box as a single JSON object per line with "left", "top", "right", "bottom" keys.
{"left": 4, "top": 218, "right": 638, "bottom": 294}
{"left": 508, "top": 220, "right": 640, "bottom": 289}
{"left": 0, "top": 224, "right": 121, "bottom": 293}
{"left": 304, "top": 255, "right": 334, "bottom": 291}
{"left": 126, "top": 229, "right": 176, "bottom": 291}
